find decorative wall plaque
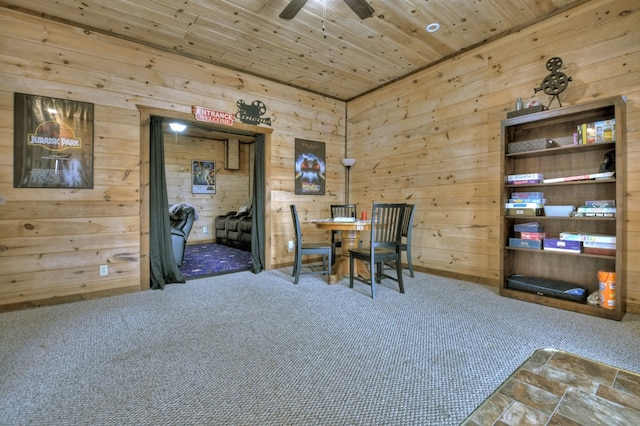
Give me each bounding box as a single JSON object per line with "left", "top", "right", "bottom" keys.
{"left": 534, "top": 57, "right": 572, "bottom": 109}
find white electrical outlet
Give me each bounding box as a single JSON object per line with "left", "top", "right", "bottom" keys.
{"left": 203, "top": 226, "right": 208, "bottom": 234}
{"left": 288, "top": 240, "right": 294, "bottom": 252}
{"left": 99, "top": 264, "right": 108, "bottom": 276}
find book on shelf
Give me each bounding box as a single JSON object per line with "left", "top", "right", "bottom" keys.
{"left": 506, "top": 208, "right": 543, "bottom": 216}
{"left": 507, "top": 173, "right": 543, "bottom": 182}
{"left": 519, "top": 232, "right": 547, "bottom": 240}
{"left": 509, "top": 198, "right": 545, "bottom": 204}
{"left": 577, "top": 119, "right": 615, "bottom": 144}
{"left": 509, "top": 238, "right": 542, "bottom": 249}
{"left": 543, "top": 238, "right": 582, "bottom": 253}
{"left": 576, "top": 206, "right": 617, "bottom": 214}
{"left": 511, "top": 192, "right": 544, "bottom": 199}
{"left": 584, "top": 200, "right": 615, "bottom": 207}
{"left": 505, "top": 202, "right": 544, "bottom": 209}
{"left": 583, "top": 241, "right": 616, "bottom": 256}
{"left": 542, "top": 171, "right": 614, "bottom": 184}
{"left": 558, "top": 232, "right": 616, "bottom": 244}
{"left": 584, "top": 242, "right": 616, "bottom": 249}
{"left": 573, "top": 212, "right": 616, "bottom": 217}
{"left": 542, "top": 247, "right": 582, "bottom": 253}
{"left": 514, "top": 222, "right": 543, "bottom": 232}
{"left": 509, "top": 180, "right": 543, "bottom": 185}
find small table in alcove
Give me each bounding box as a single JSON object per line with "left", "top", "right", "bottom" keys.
{"left": 312, "top": 219, "right": 371, "bottom": 284}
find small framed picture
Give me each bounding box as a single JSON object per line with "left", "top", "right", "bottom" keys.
{"left": 192, "top": 160, "right": 215, "bottom": 194}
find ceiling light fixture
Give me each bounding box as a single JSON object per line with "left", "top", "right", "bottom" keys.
{"left": 169, "top": 122, "right": 186, "bottom": 132}
{"left": 426, "top": 23, "right": 440, "bottom": 33}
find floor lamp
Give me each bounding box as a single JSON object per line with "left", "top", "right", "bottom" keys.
{"left": 341, "top": 158, "right": 356, "bottom": 204}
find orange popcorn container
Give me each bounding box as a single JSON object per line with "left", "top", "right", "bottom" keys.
{"left": 598, "top": 271, "right": 616, "bottom": 310}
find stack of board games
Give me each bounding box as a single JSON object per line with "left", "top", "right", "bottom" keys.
{"left": 509, "top": 221, "right": 545, "bottom": 250}
{"left": 505, "top": 191, "right": 544, "bottom": 217}
{"left": 558, "top": 232, "right": 616, "bottom": 256}
{"left": 573, "top": 199, "right": 617, "bottom": 218}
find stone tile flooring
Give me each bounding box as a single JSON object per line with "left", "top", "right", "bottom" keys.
{"left": 462, "top": 348, "right": 640, "bottom": 425}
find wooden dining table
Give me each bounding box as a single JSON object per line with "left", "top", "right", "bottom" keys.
{"left": 312, "top": 219, "right": 371, "bottom": 284}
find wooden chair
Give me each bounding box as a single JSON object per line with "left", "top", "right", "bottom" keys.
{"left": 386, "top": 203, "right": 416, "bottom": 277}
{"left": 290, "top": 205, "right": 332, "bottom": 284}
{"left": 349, "top": 203, "right": 406, "bottom": 298}
{"left": 330, "top": 204, "right": 357, "bottom": 261}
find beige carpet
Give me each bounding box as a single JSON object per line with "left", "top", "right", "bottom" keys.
{"left": 1, "top": 270, "right": 638, "bottom": 425}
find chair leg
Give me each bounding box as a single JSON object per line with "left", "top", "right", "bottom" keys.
{"left": 370, "top": 262, "right": 377, "bottom": 298}
{"left": 293, "top": 253, "right": 300, "bottom": 284}
{"left": 406, "top": 248, "right": 414, "bottom": 277}
{"left": 292, "top": 252, "right": 296, "bottom": 277}
{"left": 326, "top": 252, "right": 332, "bottom": 284}
{"left": 396, "top": 256, "right": 405, "bottom": 293}
{"left": 349, "top": 254, "right": 355, "bottom": 288}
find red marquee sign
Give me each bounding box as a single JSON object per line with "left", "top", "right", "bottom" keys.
{"left": 192, "top": 105, "right": 235, "bottom": 126}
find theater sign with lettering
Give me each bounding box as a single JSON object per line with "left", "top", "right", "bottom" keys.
{"left": 192, "top": 105, "right": 235, "bottom": 126}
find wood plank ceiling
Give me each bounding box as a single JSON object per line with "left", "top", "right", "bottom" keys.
{"left": 1, "top": 0, "right": 587, "bottom": 101}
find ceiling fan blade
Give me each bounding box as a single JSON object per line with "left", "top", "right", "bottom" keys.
{"left": 343, "top": 0, "right": 375, "bottom": 19}
{"left": 279, "top": 0, "right": 309, "bottom": 20}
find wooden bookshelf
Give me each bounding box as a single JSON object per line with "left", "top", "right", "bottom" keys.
{"left": 499, "top": 96, "right": 626, "bottom": 320}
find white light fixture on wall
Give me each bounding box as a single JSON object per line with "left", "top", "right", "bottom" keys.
{"left": 341, "top": 158, "right": 356, "bottom": 204}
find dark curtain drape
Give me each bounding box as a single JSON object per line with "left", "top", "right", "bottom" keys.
{"left": 251, "top": 134, "right": 266, "bottom": 273}
{"left": 149, "top": 115, "right": 185, "bottom": 289}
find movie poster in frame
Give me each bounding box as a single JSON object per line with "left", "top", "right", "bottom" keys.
{"left": 192, "top": 160, "right": 216, "bottom": 194}
{"left": 295, "top": 138, "right": 325, "bottom": 195}
{"left": 13, "top": 93, "right": 94, "bottom": 188}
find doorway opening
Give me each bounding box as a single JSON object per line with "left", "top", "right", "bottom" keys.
{"left": 139, "top": 107, "right": 272, "bottom": 289}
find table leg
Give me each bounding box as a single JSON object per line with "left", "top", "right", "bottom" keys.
{"left": 329, "top": 230, "right": 370, "bottom": 284}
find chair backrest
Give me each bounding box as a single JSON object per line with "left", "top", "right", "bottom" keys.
{"left": 370, "top": 203, "right": 406, "bottom": 250}
{"left": 331, "top": 204, "right": 357, "bottom": 219}
{"left": 170, "top": 204, "right": 196, "bottom": 238}
{"left": 290, "top": 205, "right": 303, "bottom": 252}
{"left": 401, "top": 204, "right": 416, "bottom": 240}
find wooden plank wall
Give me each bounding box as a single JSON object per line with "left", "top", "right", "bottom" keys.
{"left": 1, "top": 0, "right": 639, "bottom": 315}
{"left": 347, "top": 0, "right": 640, "bottom": 313}
{"left": 164, "top": 134, "right": 251, "bottom": 244}
{"left": 0, "top": 8, "right": 346, "bottom": 309}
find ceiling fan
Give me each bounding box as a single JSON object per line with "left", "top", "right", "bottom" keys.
{"left": 279, "top": 0, "right": 375, "bottom": 20}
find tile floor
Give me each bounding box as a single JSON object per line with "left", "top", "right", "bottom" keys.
{"left": 462, "top": 348, "right": 640, "bottom": 425}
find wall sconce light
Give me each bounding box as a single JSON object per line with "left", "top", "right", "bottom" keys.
{"left": 341, "top": 158, "right": 356, "bottom": 204}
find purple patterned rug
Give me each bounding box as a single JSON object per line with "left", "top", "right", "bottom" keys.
{"left": 180, "top": 243, "right": 252, "bottom": 279}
